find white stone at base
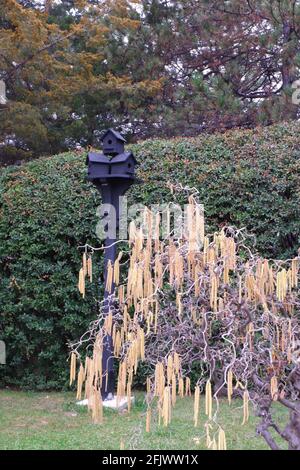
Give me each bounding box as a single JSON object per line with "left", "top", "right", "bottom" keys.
{"left": 76, "top": 396, "right": 135, "bottom": 411}
{"left": 77, "top": 398, "right": 89, "bottom": 406}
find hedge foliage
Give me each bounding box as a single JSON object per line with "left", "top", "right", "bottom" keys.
{"left": 1, "top": 121, "right": 300, "bottom": 389}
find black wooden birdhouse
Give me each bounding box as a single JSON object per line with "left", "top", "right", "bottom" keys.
{"left": 86, "top": 152, "right": 110, "bottom": 181}
{"left": 86, "top": 129, "right": 137, "bottom": 183}
{"left": 86, "top": 151, "right": 137, "bottom": 182}
{"left": 101, "top": 128, "right": 126, "bottom": 156}
{"left": 110, "top": 152, "right": 137, "bottom": 179}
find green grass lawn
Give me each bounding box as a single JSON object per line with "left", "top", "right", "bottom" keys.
{"left": 0, "top": 389, "right": 289, "bottom": 450}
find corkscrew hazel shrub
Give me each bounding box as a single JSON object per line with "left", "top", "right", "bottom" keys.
{"left": 71, "top": 190, "right": 300, "bottom": 450}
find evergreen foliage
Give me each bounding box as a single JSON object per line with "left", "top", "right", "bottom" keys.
{"left": 1, "top": 121, "right": 300, "bottom": 389}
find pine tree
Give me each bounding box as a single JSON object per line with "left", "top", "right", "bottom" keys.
{"left": 139, "top": 0, "right": 300, "bottom": 133}
{"left": 0, "top": 0, "right": 162, "bottom": 162}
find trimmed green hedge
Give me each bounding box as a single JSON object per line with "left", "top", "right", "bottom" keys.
{"left": 1, "top": 121, "right": 300, "bottom": 389}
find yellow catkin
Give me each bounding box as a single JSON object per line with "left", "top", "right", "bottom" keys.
{"left": 271, "top": 376, "right": 278, "bottom": 401}
{"left": 155, "top": 254, "right": 163, "bottom": 289}
{"left": 146, "top": 408, "right": 151, "bottom": 433}
{"left": 112, "top": 323, "right": 117, "bottom": 346}
{"left": 205, "top": 380, "right": 212, "bottom": 419}
{"left": 113, "top": 251, "right": 123, "bottom": 286}
{"left": 191, "top": 306, "right": 197, "bottom": 324}
{"left": 174, "top": 251, "right": 184, "bottom": 287}
{"left": 186, "top": 202, "right": 198, "bottom": 253}
{"left": 227, "top": 369, "right": 233, "bottom": 405}
{"left": 171, "top": 373, "right": 177, "bottom": 406}
{"left": 84, "top": 360, "right": 92, "bottom": 397}
{"left": 196, "top": 203, "right": 205, "bottom": 245}
{"left": 140, "top": 328, "right": 145, "bottom": 361}
{"left": 185, "top": 377, "right": 191, "bottom": 396}
{"left": 93, "top": 337, "right": 103, "bottom": 389}
{"left": 69, "top": 352, "right": 77, "bottom": 386}
{"left": 162, "top": 386, "right": 171, "bottom": 426}
{"left": 207, "top": 246, "right": 216, "bottom": 266}
{"left": 78, "top": 268, "right": 85, "bottom": 298}
{"left": 218, "top": 297, "right": 224, "bottom": 311}
{"left": 146, "top": 377, "right": 151, "bottom": 395}
{"left": 210, "top": 273, "right": 218, "bottom": 311}
{"left": 118, "top": 285, "right": 125, "bottom": 304}
{"left": 245, "top": 273, "right": 255, "bottom": 301}
{"left": 287, "top": 269, "right": 292, "bottom": 293}
{"left": 194, "top": 385, "right": 200, "bottom": 427}
{"left": 84, "top": 355, "right": 89, "bottom": 377}
{"left": 218, "top": 428, "right": 227, "bottom": 450}
{"left": 194, "top": 264, "right": 201, "bottom": 297}
{"left": 154, "top": 362, "right": 165, "bottom": 398}
{"left": 116, "top": 361, "right": 127, "bottom": 405}
{"left": 167, "top": 354, "right": 173, "bottom": 385}
{"left": 242, "top": 390, "right": 249, "bottom": 425}
{"left": 136, "top": 227, "right": 144, "bottom": 253}
{"left": 105, "top": 260, "right": 113, "bottom": 293}
{"left": 176, "top": 292, "right": 182, "bottom": 316}
{"left": 247, "top": 322, "right": 254, "bottom": 351}
{"left": 276, "top": 269, "right": 288, "bottom": 301}
{"left": 76, "top": 363, "right": 85, "bottom": 400}
{"left": 178, "top": 377, "right": 184, "bottom": 398}
{"left": 123, "top": 307, "right": 128, "bottom": 335}
{"left": 85, "top": 359, "right": 95, "bottom": 403}
{"left": 87, "top": 256, "right": 92, "bottom": 283}
{"left": 91, "top": 388, "right": 103, "bottom": 424}
{"left": 114, "top": 331, "right": 122, "bottom": 357}
{"left": 174, "top": 352, "right": 180, "bottom": 375}
{"left": 223, "top": 261, "right": 229, "bottom": 284}
{"left": 168, "top": 242, "right": 175, "bottom": 285}
{"left": 291, "top": 258, "right": 298, "bottom": 288}
{"left": 82, "top": 253, "right": 87, "bottom": 277}
{"left": 129, "top": 221, "right": 136, "bottom": 245}
{"left": 86, "top": 383, "right": 93, "bottom": 410}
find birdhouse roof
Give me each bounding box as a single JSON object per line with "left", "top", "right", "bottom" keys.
{"left": 86, "top": 152, "right": 110, "bottom": 164}
{"left": 110, "top": 151, "right": 137, "bottom": 164}
{"left": 101, "top": 128, "right": 126, "bottom": 143}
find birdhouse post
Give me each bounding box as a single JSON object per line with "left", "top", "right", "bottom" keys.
{"left": 86, "top": 129, "right": 137, "bottom": 400}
